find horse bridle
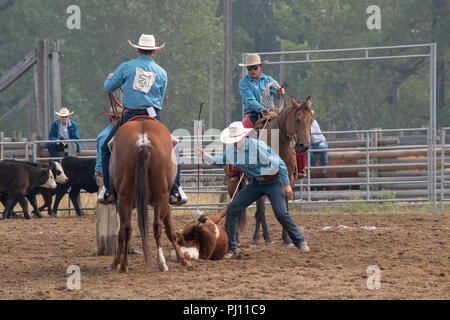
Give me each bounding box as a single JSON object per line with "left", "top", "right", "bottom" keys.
{"left": 107, "top": 88, "right": 124, "bottom": 118}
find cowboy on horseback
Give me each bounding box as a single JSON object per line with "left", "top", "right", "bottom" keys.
{"left": 198, "top": 121, "right": 310, "bottom": 258}
{"left": 239, "top": 53, "right": 285, "bottom": 127}
{"left": 99, "top": 34, "right": 187, "bottom": 206}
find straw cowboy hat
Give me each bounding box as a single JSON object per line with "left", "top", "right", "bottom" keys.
{"left": 54, "top": 107, "right": 74, "bottom": 117}
{"left": 128, "top": 34, "right": 165, "bottom": 51}
{"left": 238, "top": 53, "right": 268, "bottom": 67}
{"left": 220, "top": 121, "right": 253, "bottom": 144}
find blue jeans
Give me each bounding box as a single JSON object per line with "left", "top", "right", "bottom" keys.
{"left": 101, "top": 109, "right": 181, "bottom": 196}
{"left": 309, "top": 142, "right": 328, "bottom": 167}
{"left": 225, "top": 177, "right": 305, "bottom": 253}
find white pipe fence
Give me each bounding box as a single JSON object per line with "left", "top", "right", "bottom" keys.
{"left": 1, "top": 127, "right": 449, "bottom": 214}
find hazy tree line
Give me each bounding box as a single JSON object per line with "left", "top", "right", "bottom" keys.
{"left": 0, "top": 0, "right": 448, "bottom": 139}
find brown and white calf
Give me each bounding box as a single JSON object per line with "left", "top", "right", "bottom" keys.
{"left": 171, "top": 208, "right": 229, "bottom": 261}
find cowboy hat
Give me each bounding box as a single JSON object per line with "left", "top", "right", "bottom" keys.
{"left": 55, "top": 107, "right": 74, "bottom": 117}
{"left": 128, "top": 34, "right": 165, "bottom": 51}
{"left": 238, "top": 53, "right": 268, "bottom": 67}
{"left": 220, "top": 121, "right": 253, "bottom": 144}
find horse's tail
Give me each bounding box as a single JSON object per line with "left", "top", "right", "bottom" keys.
{"left": 134, "top": 133, "right": 152, "bottom": 264}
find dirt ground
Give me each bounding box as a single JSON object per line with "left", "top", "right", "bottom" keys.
{"left": 0, "top": 209, "right": 448, "bottom": 300}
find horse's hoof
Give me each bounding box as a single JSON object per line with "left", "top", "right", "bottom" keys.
{"left": 181, "top": 259, "right": 192, "bottom": 268}
{"left": 250, "top": 240, "right": 259, "bottom": 248}
{"left": 107, "top": 264, "right": 118, "bottom": 271}
{"left": 159, "top": 264, "right": 169, "bottom": 272}
{"left": 119, "top": 267, "right": 128, "bottom": 273}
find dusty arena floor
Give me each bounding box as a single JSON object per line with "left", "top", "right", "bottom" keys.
{"left": 0, "top": 209, "right": 448, "bottom": 300}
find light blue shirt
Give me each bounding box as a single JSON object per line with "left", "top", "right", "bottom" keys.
{"left": 95, "top": 124, "right": 113, "bottom": 174}
{"left": 206, "top": 138, "right": 290, "bottom": 185}
{"left": 104, "top": 56, "right": 167, "bottom": 110}
{"left": 239, "top": 73, "right": 280, "bottom": 114}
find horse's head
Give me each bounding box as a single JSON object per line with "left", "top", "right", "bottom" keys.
{"left": 285, "top": 96, "right": 314, "bottom": 153}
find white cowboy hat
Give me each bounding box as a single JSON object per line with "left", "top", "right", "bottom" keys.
{"left": 128, "top": 34, "right": 165, "bottom": 51}
{"left": 238, "top": 53, "right": 268, "bottom": 67}
{"left": 54, "top": 107, "right": 74, "bottom": 117}
{"left": 220, "top": 121, "right": 253, "bottom": 144}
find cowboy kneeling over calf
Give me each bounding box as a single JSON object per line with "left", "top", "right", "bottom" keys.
{"left": 198, "top": 121, "right": 310, "bottom": 259}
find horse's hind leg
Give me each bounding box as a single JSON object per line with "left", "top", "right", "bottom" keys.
{"left": 153, "top": 200, "right": 169, "bottom": 272}
{"left": 162, "top": 207, "right": 191, "bottom": 267}
{"left": 118, "top": 204, "right": 133, "bottom": 272}
{"left": 109, "top": 202, "right": 132, "bottom": 272}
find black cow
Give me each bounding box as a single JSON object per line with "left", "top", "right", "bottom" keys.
{"left": 39, "top": 156, "right": 98, "bottom": 217}
{"left": 0, "top": 160, "right": 57, "bottom": 219}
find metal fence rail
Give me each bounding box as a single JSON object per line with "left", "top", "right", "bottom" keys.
{"left": 1, "top": 127, "right": 449, "bottom": 214}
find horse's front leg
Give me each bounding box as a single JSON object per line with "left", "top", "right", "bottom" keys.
{"left": 252, "top": 196, "right": 270, "bottom": 246}
{"left": 282, "top": 196, "right": 294, "bottom": 247}
{"left": 162, "top": 206, "right": 191, "bottom": 267}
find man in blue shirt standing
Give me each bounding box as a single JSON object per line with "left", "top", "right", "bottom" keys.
{"left": 101, "top": 34, "right": 186, "bottom": 206}
{"left": 47, "top": 107, "right": 82, "bottom": 158}
{"left": 198, "top": 121, "right": 310, "bottom": 258}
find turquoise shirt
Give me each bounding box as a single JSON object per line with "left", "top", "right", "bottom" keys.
{"left": 239, "top": 72, "right": 280, "bottom": 114}
{"left": 95, "top": 124, "right": 113, "bottom": 174}
{"left": 104, "top": 56, "right": 167, "bottom": 110}
{"left": 206, "top": 138, "right": 290, "bottom": 185}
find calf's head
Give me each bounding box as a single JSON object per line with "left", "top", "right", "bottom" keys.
{"left": 39, "top": 168, "right": 57, "bottom": 189}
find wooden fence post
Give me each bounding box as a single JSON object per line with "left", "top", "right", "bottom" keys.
{"left": 95, "top": 176, "right": 119, "bottom": 256}
{"left": 0, "top": 132, "right": 4, "bottom": 160}
{"left": 35, "top": 39, "right": 50, "bottom": 140}
{"left": 52, "top": 40, "right": 61, "bottom": 117}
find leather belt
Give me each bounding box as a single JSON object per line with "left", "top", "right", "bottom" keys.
{"left": 124, "top": 108, "right": 149, "bottom": 115}
{"left": 251, "top": 173, "right": 279, "bottom": 182}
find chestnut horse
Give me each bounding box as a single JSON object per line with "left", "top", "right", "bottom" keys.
{"left": 108, "top": 116, "right": 190, "bottom": 272}
{"left": 225, "top": 97, "right": 313, "bottom": 246}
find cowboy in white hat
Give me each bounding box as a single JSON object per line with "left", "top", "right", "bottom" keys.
{"left": 197, "top": 121, "right": 310, "bottom": 258}
{"left": 47, "top": 107, "right": 82, "bottom": 157}
{"left": 101, "top": 34, "right": 187, "bottom": 206}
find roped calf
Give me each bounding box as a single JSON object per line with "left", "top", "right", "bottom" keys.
{"left": 171, "top": 208, "right": 229, "bottom": 261}
{"left": 0, "top": 160, "right": 57, "bottom": 219}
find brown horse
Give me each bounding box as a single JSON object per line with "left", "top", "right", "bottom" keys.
{"left": 225, "top": 96, "right": 313, "bottom": 246}
{"left": 108, "top": 116, "right": 190, "bottom": 272}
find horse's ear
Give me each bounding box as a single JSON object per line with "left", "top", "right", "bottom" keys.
{"left": 290, "top": 96, "right": 296, "bottom": 105}
{"left": 290, "top": 96, "right": 300, "bottom": 107}
{"left": 306, "top": 96, "right": 312, "bottom": 109}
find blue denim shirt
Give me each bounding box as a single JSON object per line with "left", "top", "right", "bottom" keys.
{"left": 48, "top": 119, "right": 82, "bottom": 152}
{"left": 239, "top": 73, "right": 280, "bottom": 114}
{"left": 206, "top": 138, "right": 290, "bottom": 185}
{"left": 95, "top": 124, "right": 113, "bottom": 174}
{"left": 104, "top": 56, "right": 167, "bottom": 110}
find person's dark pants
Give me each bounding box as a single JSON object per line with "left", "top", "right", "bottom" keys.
{"left": 101, "top": 109, "right": 181, "bottom": 196}
{"left": 46, "top": 142, "right": 66, "bottom": 158}
{"left": 47, "top": 143, "right": 60, "bottom": 158}
{"left": 225, "top": 177, "right": 306, "bottom": 253}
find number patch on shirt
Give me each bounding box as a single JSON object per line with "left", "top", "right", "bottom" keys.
{"left": 133, "top": 67, "right": 156, "bottom": 94}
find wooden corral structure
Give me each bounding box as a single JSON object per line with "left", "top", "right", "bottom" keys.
{"left": 0, "top": 39, "right": 62, "bottom": 140}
